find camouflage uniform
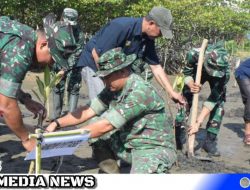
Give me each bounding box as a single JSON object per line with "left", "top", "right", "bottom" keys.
{"left": 52, "top": 8, "right": 84, "bottom": 119}
{"left": 0, "top": 14, "right": 80, "bottom": 103}
{"left": 0, "top": 16, "right": 36, "bottom": 98}
{"left": 90, "top": 48, "right": 176, "bottom": 173}
{"left": 175, "top": 42, "right": 230, "bottom": 154}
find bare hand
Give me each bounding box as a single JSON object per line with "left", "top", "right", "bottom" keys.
{"left": 187, "top": 121, "right": 201, "bottom": 135}
{"left": 24, "top": 99, "right": 47, "bottom": 119}
{"left": 46, "top": 122, "right": 57, "bottom": 133}
{"left": 170, "top": 91, "right": 186, "bottom": 105}
{"left": 22, "top": 138, "right": 36, "bottom": 152}
{"left": 188, "top": 81, "right": 201, "bottom": 94}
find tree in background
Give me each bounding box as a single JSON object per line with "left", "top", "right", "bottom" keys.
{"left": 1, "top": 0, "right": 249, "bottom": 73}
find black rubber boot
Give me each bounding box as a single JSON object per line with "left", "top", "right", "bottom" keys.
{"left": 52, "top": 91, "right": 64, "bottom": 120}
{"left": 92, "top": 141, "right": 120, "bottom": 174}
{"left": 68, "top": 94, "right": 79, "bottom": 113}
{"left": 203, "top": 132, "right": 221, "bottom": 157}
{"left": 175, "top": 125, "right": 187, "bottom": 150}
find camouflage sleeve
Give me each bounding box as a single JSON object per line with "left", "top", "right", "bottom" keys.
{"left": 183, "top": 49, "right": 198, "bottom": 85}
{"left": 89, "top": 88, "right": 114, "bottom": 115}
{"left": 104, "top": 86, "right": 163, "bottom": 129}
{"left": 89, "top": 98, "right": 107, "bottom": 116}
{"left": 0, "top": 35, "right": 32, "bottom": 98}
{"left": 67, "top": 27, "right": 84, "bottom": 68}
{"left": 203, "top": 78, "right": 227, "bottom": 110}
{"left": 183, "top": 63, "right": 195, "bottom": 85}
{"left": 224, "top": 66, "right": 230, "bottom": 85}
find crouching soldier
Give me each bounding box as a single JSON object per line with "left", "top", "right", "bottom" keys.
{"left": 47, "top": 48, "right": 177, "bottom": 173}
{"left": 175, "top": 42, "right": 230, "bottom": 157}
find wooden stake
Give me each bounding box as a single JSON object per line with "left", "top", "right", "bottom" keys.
{"left": 187, "top": 39, "right": 208, "bottom": 157}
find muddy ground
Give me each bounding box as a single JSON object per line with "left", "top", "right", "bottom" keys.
{"left": 0, "top": 71, "right": 249, "bottom": 174}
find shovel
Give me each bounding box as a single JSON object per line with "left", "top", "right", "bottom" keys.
{"left": 187, "top": 39, "right": 209, "bottom": 159}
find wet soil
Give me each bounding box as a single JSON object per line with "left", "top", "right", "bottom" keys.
{"left": 0, "top": 72, "right": 249, "bottom": 174}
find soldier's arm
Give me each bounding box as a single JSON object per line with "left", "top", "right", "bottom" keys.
{"left": 46, "top": 105, "right": 97, "bottom": 132}
{"left": 204, "top": 78, "right": 226, "bottom": 111}
{"left": 0, "top": 93, "right": 32, "bottom": 143}
{"left": 80, "top": 118, "right": 113, "bottom": 138}
{"left": 47, "top": 89, "right": 111, "bottom": 132}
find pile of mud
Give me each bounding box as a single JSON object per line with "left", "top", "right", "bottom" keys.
{"left": 171, "top": 152, "right": 249, "bottom": 173}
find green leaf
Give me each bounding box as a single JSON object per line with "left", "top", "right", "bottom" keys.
{"left": 44, "top": 86, "right": 50, "bottom": 103}
{"left": 36, "top": 76, "right": 45, "bottom": 99}
{"left": 44, "top": 65, "right": 50, "bottom": 87}
{"left": 173, "top": 73, "right": 185, "bottom": 93}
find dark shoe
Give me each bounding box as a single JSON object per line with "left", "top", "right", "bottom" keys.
{"left": 98, "top": 159, "right": 120, "bottom": 174}
{"left": 175, "top": 125, "right": 187, "bottom": 150}
{"left": 203, "top": 132, "right": 220, "bottom": 157}
{"left": 92, "top": 141, "right": 120, "bottom": 174}
{"left": 0, "top": 147, "right": 11, "bottom": 162}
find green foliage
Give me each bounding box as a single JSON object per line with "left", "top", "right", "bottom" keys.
{"left": 32, "top": 66, "right": 63, "bottom": 118}
{"left": 1, "top": 0, "right": 249, "bottom": 73}
{"left": 173, "top": 73, "right": 185, "bottom": 93}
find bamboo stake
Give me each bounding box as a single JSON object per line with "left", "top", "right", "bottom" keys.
{"left": 35, "top": 129, "right": 42, "bottom": 174}
{"left": 29, "top": 129, "right": 86, "bottom": 139}
{"left": 187, "top": 39, "right": 208, "bottom": 157}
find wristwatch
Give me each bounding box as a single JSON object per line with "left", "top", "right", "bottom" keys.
{"left": 54, "top": 119, "right": 61, "bottom": 130}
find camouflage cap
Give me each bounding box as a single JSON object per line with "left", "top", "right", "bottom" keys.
{"left": 62, "top": 8, "right": 78, "bottom": 25}
{"left": 148, "top": 6, "right": 173, "bottom": 39}
{"left": 94, "top": 47, "right": 137, "bottom": 77}
{"left": 186, "top": 42, "right": 229, "bottom": 78}
{"left": 43, "top": 13, "right": 77, "bottom": 69}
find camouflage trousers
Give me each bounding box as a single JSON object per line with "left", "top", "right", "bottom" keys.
{"left": 53, "top": 67, "right": 82, "bottom": 94}
{"left": 113, "top": 133, "right": 176, "bottom": 173}
{"left": 175, "top": 81, "right": 226, "bottom": 135}
{"left": 52, "top": 67, "right": 82, "bottom": 118}
{"left": 91, "top": 131, "right": 176, "bottom": 174}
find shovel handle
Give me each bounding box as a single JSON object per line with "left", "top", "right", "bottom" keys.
{"left": 188, "top": 39, "right": 208, "bottom": 157}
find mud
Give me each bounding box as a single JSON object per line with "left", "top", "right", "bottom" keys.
{"left": 0, "top": 72, "right": 249, "bottom": 174}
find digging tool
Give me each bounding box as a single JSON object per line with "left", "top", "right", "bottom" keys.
{"left": 187, "top": 39, "right": 208, "bottom": 158}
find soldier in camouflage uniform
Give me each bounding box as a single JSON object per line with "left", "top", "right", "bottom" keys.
{"left": 47, "top": 48, "right": 177, "bottom": 174}
{"left": 0, "top": 14, "right": 79, "bottom": 152}
{"left": 52, "top": 8, "right": 84, "bottom": 120}
{"left": 175, "top": 42, "right": 230, "bottom": 157}
{"left": 78, "top": 6, "right": 184, "bottom": 173}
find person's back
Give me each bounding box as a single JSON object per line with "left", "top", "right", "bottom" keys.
{"left": 0, "top": 13, "right": 80, "bottom": 153}
{"left": 0, "top": 16, "right": 36, "bottom": 89}
{"left": 79, "top": 16, "right": 157, "bottom": 71}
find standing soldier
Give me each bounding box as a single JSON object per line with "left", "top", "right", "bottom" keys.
{"left": 0, "top": 14, "right": 79, "bottom": 152}
{"left": 175, "top": 42, "right": 230, "bottom": 157}
{"left": 47, "top": 48, "right": 177, "bottom": 174}
{"left": 52, "top": 8, "right": 84, "bottom": 120}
